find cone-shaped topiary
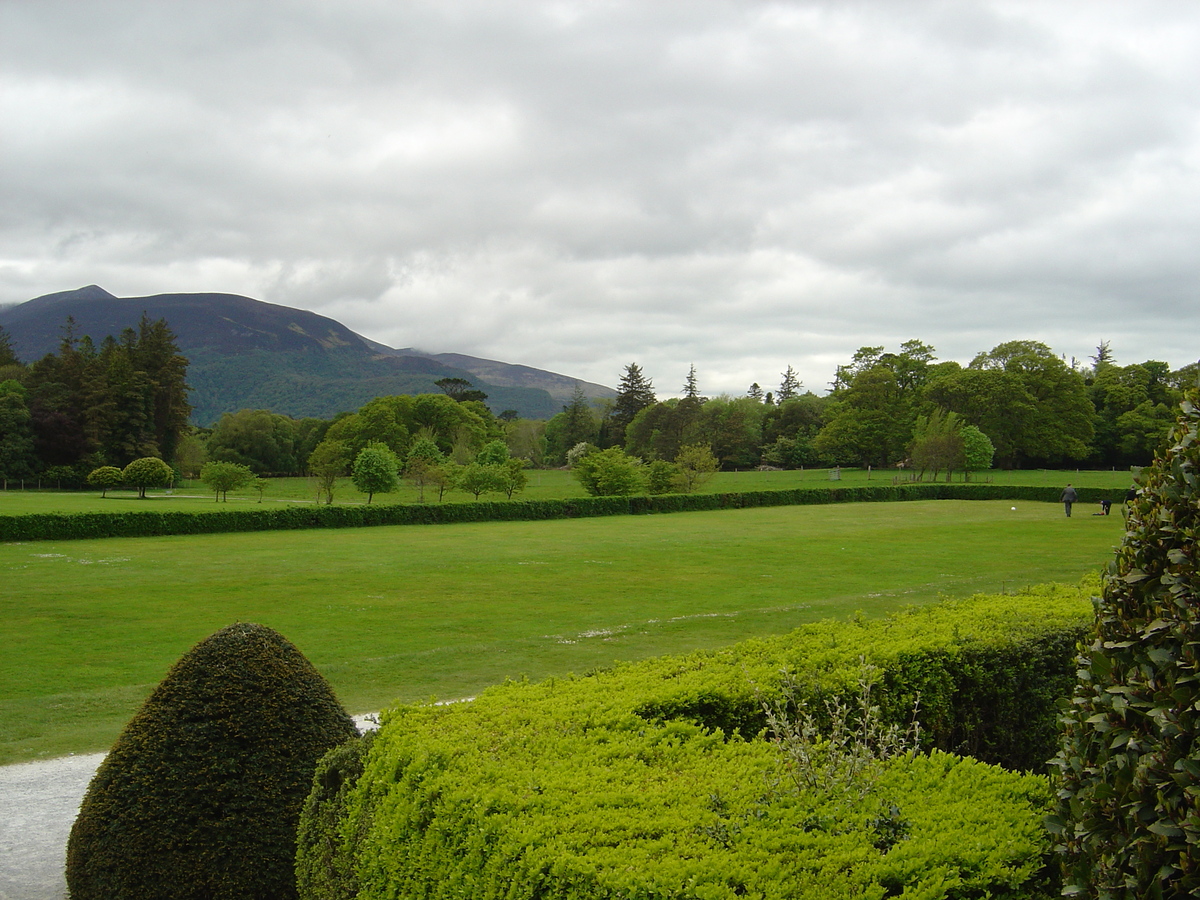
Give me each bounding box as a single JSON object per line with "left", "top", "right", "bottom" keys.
{"left": 1050, "top": 388, "right": 1200, "bottom": 897}
{"left": 66, "top": 622, "right": 357, "bottom": 900}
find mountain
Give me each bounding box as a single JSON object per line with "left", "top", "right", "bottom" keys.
{"left": 0, "top": 286, "right": 615, "bottom": 424}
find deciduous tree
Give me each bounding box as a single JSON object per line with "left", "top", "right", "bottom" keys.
{"left": 121, "top": 456, "right": 174, "bottom": 499}
{"left": 674, "top": 443, "right": 719, "bottom": 493}
{"left": 308, "top": 439, "right": 350, "bottom": 505}
{"left": 351, "top": 443, "right": 400, "bottom": 503}
{"left": 87, "top": 465, "right": 124, "bottom": 498}
{"left": 199, "top": 460, "right": 254, "bottom": 502}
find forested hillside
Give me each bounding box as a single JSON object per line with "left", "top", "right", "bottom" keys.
{"left": 0, "top": 286, "right": 589, "bottom": 423}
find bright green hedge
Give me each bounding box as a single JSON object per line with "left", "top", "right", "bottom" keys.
{"left": 0, "top": 483, "right": 1115, "bottom": 542}
{"left": 298, "top": 581, "right": 1097, "bottom": 900}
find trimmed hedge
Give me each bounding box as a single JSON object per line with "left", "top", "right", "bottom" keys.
{"left": 0, "top": 483, "right": 1117, "bottom": 542}
{"left": 298, "top": 581, "right": 1097, "bottom": 900}
{"left": 67, "top": 623, "right": 358, "bottom": 900}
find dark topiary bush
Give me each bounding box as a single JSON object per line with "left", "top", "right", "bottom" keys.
{"left": 1050, "top": 389, "right": 1200, "bottom": 897}
{"left": 66, "top": 622, "right": 358, "bottom": 900}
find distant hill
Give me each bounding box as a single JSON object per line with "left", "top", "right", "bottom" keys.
{"left": 0, "top": 286, "right": 615, "bottom": 424}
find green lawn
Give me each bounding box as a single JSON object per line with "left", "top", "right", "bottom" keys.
{"left": 0, "top": 499, "right": 1124, "bottom": 765}
{"left": 0, "top": 465, "right": 1137, "bottom": 515}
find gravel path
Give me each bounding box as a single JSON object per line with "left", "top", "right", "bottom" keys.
{"left": 0, "top": 753, "right": 102, "bottom": 900}
{"left": 0, "top": 714, "right": 380, "bottom": 900}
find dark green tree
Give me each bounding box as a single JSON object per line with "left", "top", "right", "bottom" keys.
{"left": 545, "top": 384, "right": 598, "bottom": 464}
{"left": 130, "top": 314, "right": 192, "bottom": 464}
{"left": 66, "top": 622, "right": 356, "bottom": 900}
{"left": 1050, "top": 389, "right": 1200, "bottom": 897}
{"left": 206, "top": 409, "right": 301, "bottom": 474}
{"left": 0, "top": 324, "right": 19, "bottom": 368}
{"left": 434, "top": 376, "right": 488, "bottom": 403}
{"left": 605, "top": 363, "right": 656, "bottom": 449}
{"left": 0, "top": 380, "right": 36, "bottom": 481}
{"left": 778, "top": 365, "right": 802, "bottom": 402}
{"left": 815, "top": 366, "right": 910, "bottom": 467}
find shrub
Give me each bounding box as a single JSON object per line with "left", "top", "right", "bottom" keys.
{"left": 1050, "top": 389, "right": 1200, "bottom": 897}
{"left": 303, "top": 583, "right": 1093, "bottom": 899}
{"left": 572, "top": 446, "right": 644, "bottom": 496}
{"left": 645, "top": 459, "right": 679, "bottom": 494}
{"left": 66, "top": 622, "right": 357, "bottom": 900}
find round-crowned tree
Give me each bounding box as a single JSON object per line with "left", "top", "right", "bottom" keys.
{"left": 121, "top": 456, "right": 174, "bottom": 499}
{"left": 1050, "top": 388, "right": 1200, "bottom": 897}
{"left": 86, "top": 465, "right": 124, "bottom": 498}
{"left": 66, "top": 623, "right": 357, "bottom": 900}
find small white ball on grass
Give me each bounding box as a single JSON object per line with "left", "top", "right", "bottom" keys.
{"left": 1011, "top": 506, "right": 1017, "bottom": 511}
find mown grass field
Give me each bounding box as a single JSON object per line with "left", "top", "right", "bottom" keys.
{"left": 0, "top": 465, "right": 1137, "bottom": 514}
{"left": 0, "top": 499, "right": 1125, "bottom": 765}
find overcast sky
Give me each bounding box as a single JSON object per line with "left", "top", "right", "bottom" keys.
{"left": 2, "top": 1, "right": 1198, "bottom": 396}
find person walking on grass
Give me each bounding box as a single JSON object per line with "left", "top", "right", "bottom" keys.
{"left": 1061, "top": 483, "right": 1078, "bottom": 517}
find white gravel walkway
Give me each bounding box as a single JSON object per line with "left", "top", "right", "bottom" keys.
{"left": 0, "top": 715, "right": 380, "bottom": 900}
{"left": 0, "top": 753, "right": 101, "bottom": 900}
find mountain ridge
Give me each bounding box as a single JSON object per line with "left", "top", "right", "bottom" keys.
{"left": 0, "top": 286, "right": 614, "bottom": 423}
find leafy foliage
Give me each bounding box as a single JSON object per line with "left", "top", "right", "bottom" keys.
{"left": 764, "top": 666, "right": 921, "bottom": 804}
{"left": 66, "top": 622, "right": 356, "bottom": 900}
{"left": 572, "top": 446, "right": 645, "bottom": 496}
{"left": 86, "top": 465, "right": 124, "bottom": 497}
{"left": 199, "top": 460, "right": 254, "bottom": 502}
{"left": 121, "top": 456, "right": 174, "bottom": 499}
{"left": 351, "top": 443, "right": 400, "bottom": 503}
{"left": 295, "top": 732, "right": 375, "bottom": 900}
{"left": 673, "top": 442, "right": 719, "bottom": 492}
{"left": 302, "top": 583, "right": 1093, "bottom": 899}
{"left": 308, "top": 439, "right": 350, "bottom": 505}
{"left": 1050, "top": 390, "right": 1200, "bottom": 898}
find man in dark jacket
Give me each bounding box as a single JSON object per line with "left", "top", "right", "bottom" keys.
{"left": 1061, "top": 483, "right": 1078, "bottom": 517}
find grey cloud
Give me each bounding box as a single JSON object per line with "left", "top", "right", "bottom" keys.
{"left": 2, "top": 1, "right": 1199, "bottom": 396}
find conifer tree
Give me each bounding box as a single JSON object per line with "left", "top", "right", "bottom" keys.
{"left": 607, "top": 362, "right": 656, "bottom": 448}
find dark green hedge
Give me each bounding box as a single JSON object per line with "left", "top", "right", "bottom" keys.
{"left": 299, "top": 581, "right": 1097, "bottom": 900}
{"left": 67, "top": 623, "right": 357, "bottom": 900}
{"left": 0, "top": 484, "right": 1117, "bottom": 542}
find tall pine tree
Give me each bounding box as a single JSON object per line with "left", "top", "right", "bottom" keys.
{"left": 606, "top": 363, "right": 656, "bottom": 449}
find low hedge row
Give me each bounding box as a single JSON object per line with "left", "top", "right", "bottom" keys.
{"left": 0, "top": 483, "right": 1116, "bottom": 542}
{"left": 298, "top": 580, "right": 1097, "bottom": 900}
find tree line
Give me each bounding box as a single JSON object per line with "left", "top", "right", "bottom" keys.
{"left": 545, "top": 340, "right": 1197, "bottom": 475}
{"left": 0, "top": 317, "right": 190, "bottom": 485}
{"left": 3, "top": 318, "right": 1195, "bottom": 491}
